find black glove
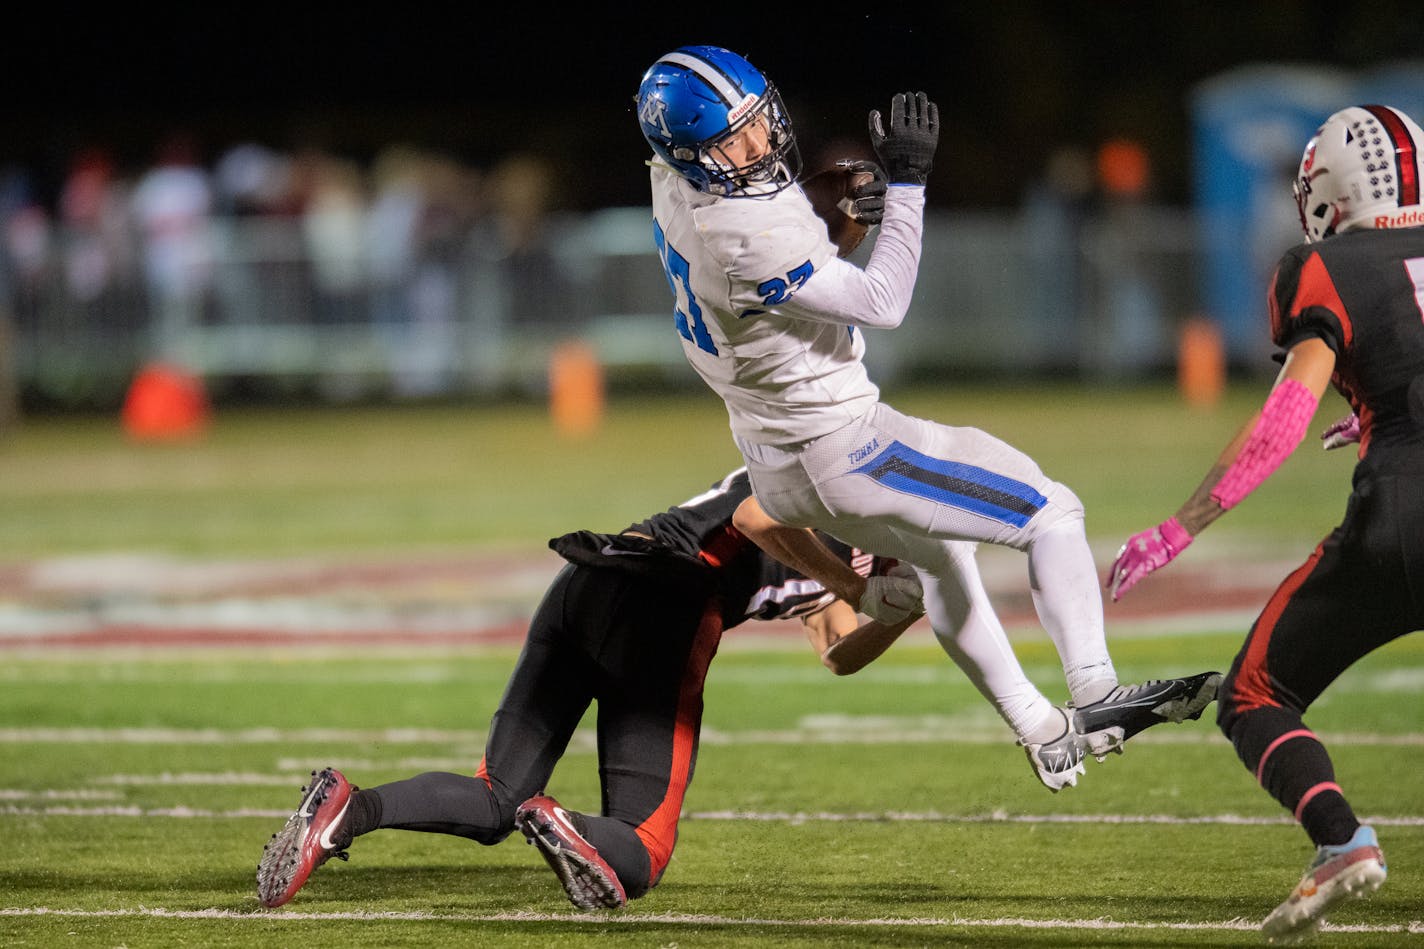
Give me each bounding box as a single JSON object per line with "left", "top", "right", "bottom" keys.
{"left": 838, "top": 159, "right": 888, "bottom": 226}
{"left": 868, "top": 91, "right": 939, "bottom": 185}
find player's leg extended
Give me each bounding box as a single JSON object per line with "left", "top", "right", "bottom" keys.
{"left": 366, "top": 587, "right": 593, "bottom": 845}
{"left": 1220, "top": 520, "right": 1414, "bottom": 844}
{"left": 517, "top": 583, "right": 722, "bottom": 909}
{"left": 256, "top": 565, "right": 597, "bottom": 908}
{"left": 586, "top": 598, "right": 723, "bottom": 897}
{"left": 808, "top": 521, "right": 1085, "bottom": 792}
{"left": 1218, "top": 524, "right": 1408, "bottom": 941}
{"left": 886, "top": 533, "right": 1057, "bottom": 735}
{"left": 801, "top": 402, "right": 1118, "bottom": 704}
{"left": 915, "top": 539, "right": 1088, "bottom": 792}
{"left": 364, "top": 567, "right": 599, "bottom": 840}
{"left": 363, "top": 589, "right": 596, "bottom": 845}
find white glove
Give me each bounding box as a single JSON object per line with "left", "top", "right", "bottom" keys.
{"left": 858, "top": 563, "right": 924, "bottom": 625}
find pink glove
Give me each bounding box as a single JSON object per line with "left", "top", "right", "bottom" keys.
{"left": 1320, "top": 412, "right": 1360, "bottom": 450}
{"left": 1106, "top": 516, "right": 1193, "bottom": 601}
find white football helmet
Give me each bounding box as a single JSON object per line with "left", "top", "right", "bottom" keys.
{"left": 1294, "top": 104, "right": 1424, "bottom": 242}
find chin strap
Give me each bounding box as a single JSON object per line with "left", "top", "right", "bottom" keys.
{"left": 1210, "top": 378, "right": 1318, "bottom": 510}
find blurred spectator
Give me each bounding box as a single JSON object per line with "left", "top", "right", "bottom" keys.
{"left": 1086, "top": 136, "right": 1168, "bottom": 379}
{"left": 214, "top": 142, "right": 299, "bottom": 218}
{"left": 58, "top": 147, "right": 144, "bottom": 331}
{"left": 365, "top": 144, "right": 425, "bottom": 326}
{"left": 0, "top": 167, "right": 52, "bottom": 332}
{"left": 0, "top": 165, "right": 33, "bottom": 430}
{"left": 129, "top": 132, "right": 218, "bottom": 346}
{"left": 365, "top": 146, "right": 483, "bottom": 397}
{"left": 1020, "top": 144, "right": 1094, "bottom": 368}
{"left": 298, "top": 149, "right": 368, "bottom": 326}
{"left": 487, "top": 153, "right": 578, "bottom": 329}
{"left": 211, "top": 141, "right": 307, "bottom": 333}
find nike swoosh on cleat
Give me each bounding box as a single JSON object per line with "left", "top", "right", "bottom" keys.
{"left": 1096, "top": 695, "right": 1175, "bottom": 712}
{"left": 317, "top": 799, "right": 350, "bottom": 850}
{"left": 550, "top": 805, "right": 580, "bottom": 838}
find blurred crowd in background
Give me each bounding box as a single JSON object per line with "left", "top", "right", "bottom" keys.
{"left": 1, "top": 52, "right": 1421, "bottom": 423}
{"left": 0, "top": 122, "right": 1191, "bottom": 419}
{"left": 0, "top": 132, "right": 589, "bottom": 412}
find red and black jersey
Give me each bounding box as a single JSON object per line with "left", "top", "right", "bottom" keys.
{"left": 549, "top": 468, "right": 887, "bottom": 630}
{"left": 1268, "top": 226, "right": 1424, "bottom": 469}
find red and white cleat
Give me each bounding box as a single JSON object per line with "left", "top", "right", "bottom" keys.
{"left": 256, "top": 767, "right": 353, "bottom": 908}
{"left": 515, "top": 794, "right": 626, "bottom": 910}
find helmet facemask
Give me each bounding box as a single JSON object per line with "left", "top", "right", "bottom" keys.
{"left": 692, "top": 86, "right": 800, "bottom": 197}
{"left": 637, "top": 46, "right": 801, "bottom": 197}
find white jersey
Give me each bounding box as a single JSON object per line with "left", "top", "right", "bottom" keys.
{"left": 649, "top": 162, "right": 925, "bottom": 447}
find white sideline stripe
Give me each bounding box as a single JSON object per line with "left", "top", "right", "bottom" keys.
{"left": 95, "top": 772, "right": 305, "bottom": 786}
{"left": 0, "top": 789, "right": 122, "bottom": 801}
{"left": 1, "top": 906, "right": 1421, "bottom": 936}
{"left": 5, "top": 804, "right": 1422, "bottom": 827}
{"left": 4, "top": 725, "right": 1424, "bottom": 746}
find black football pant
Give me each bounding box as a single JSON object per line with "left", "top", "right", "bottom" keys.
{"left": 1217, "top": 473, "right": 1423, "bottom": 847}
{"left": 354, "top": 563, "right": 725, "bottom": 899}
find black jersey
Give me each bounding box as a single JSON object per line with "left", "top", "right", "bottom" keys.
{"left": 550, "top": 468, "right": 887, "bottom": 630}
{"left": 1269, "top": 226, "right": 1424, "bottom": 470}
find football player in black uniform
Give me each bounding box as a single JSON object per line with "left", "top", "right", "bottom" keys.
{"left": 256, "top": 467, "right": 924, "bottom": 912}
{"left": 1107, "top": 103, "right": 1424, "bottom": 941}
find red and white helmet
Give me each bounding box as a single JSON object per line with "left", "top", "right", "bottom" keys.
{"left": 1294, "top": 104, "right": 1424, "bottom": 242}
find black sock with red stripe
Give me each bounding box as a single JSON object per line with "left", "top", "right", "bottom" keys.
{"left": 1224, "top": 705, "right": 1360, "bottom": 848}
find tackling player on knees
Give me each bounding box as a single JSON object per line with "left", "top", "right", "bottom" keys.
{"left": 256, "top": 469, "right": 925, "bottom": 912}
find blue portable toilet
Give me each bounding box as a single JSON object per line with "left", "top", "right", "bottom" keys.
{"left": 1189, "top": 65, "right": 1351, "bottom": 367}
{"left": 1190, "top": 61, "right": 1424, "bottom": 369}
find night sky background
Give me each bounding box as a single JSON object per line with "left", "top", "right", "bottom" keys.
{"left": 7, "top": 2, "right": 1423, "bottom": 211}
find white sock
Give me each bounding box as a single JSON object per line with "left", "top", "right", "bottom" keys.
{"left": 921, "top": 555, "right": 1058, "bottom": 740}
{"left": 1023, "top": 706, "right": 1071, "bottom": 745}
{"left": 1027, "top": 518, "right": 1117, "bottom": 706}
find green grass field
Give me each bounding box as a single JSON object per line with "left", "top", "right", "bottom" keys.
{"left": 2, "top": 383, "right": 1419, "bottom": 947}
{"left": 0, "top": 380, "right": 1357, "bottom": 558}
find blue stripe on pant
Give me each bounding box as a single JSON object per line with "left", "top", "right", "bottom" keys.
{"left": 852, "top": 440, "right": 1047, "bottom": 528}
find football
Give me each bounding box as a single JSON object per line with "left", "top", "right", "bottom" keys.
{"left": 800, "top": 165, "right": 875, "bottom": 258}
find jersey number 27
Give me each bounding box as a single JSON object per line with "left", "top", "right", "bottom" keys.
{"left": 654, "top": 220, "right": 718, "bottom": 355}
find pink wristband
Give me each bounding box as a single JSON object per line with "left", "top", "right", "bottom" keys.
{"left": 1211, "top": 378, "right": 1318, "bottom": 509}
{"left": 1159, "top": 515, "right": 1193, "bottom": 551}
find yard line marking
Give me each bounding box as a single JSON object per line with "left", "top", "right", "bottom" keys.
{"left": 0, "top": 789, "right": 122, "bottom": 801}
{"left": 5, "top": 804, "right": 1423, "bottom": 827}
{"left": 4, "top": 725, "right": 1424, "bottom": 746}
{"left": 94, "top": 772, "right": 314, "bottom": 786}
{"left": 1, "top": 906, "right": 1421, "bottom": 936}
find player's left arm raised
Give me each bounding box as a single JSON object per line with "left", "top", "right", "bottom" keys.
{"left": 1107, "top": 336, "right": 1337, "bottom": 601}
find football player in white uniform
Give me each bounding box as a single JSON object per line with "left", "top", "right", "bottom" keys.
{"left": 636, "top": 45, "right": 1221, "bottom": 790}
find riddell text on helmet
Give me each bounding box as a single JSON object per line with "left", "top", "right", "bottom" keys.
{"left": 1375, "top": 209, "right": 1424, "bottom": 228}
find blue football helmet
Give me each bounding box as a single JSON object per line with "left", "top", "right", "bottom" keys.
{"left": 636, "top": 45, "right": 799, "bottom": 196}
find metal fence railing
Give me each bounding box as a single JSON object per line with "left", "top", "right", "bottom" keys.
{"left": 2, "top": 204, "right": 1225, "bottom": 409}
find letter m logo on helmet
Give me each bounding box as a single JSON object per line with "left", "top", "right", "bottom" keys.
{"left": 639, "top": 95, "right": 672, "bottom": 140}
